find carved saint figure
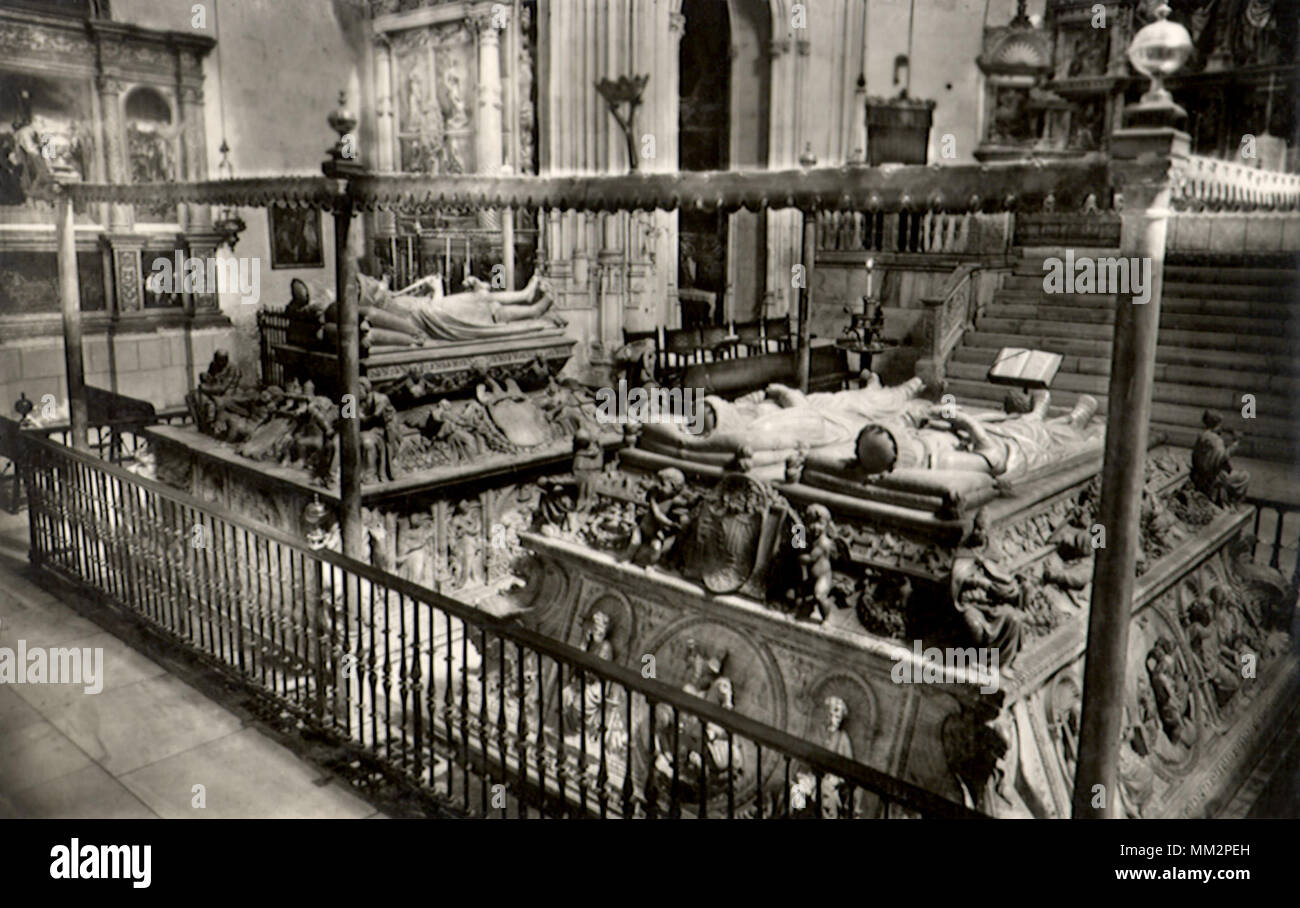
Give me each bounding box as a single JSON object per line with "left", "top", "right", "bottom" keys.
{"left": 571, "top": 429, "right": 604, "bottom": 511}
{"left": 562, "top": 609, "right": 622, "bottom": 750}
{"left": 791, "top": 695, "right": 865, "bottom": 818}
{"left": 187, "top": 350, "right": 261, "bottom": 440}
{"left": 1190, "top": 410, "right": 1249, "bottom": 507}
{"left": 395, "top": 511, "right": 436, "bottom": 588}
{"left": 1117, "top": 706, "right": 1155, "bottom": 819}
{"left": 1185, "top": 594, "right": 1240, "bottom": 711}
{"left": 356, "top": 377, "right": 404, "bottom": 483}
{"left": 950, "top": 511, "right": 1023, "bottom": 665}
{"left": 1146, "top": 637, "right": 1197, "bottom": 748}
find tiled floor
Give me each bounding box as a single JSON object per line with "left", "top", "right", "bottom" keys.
{"left": 0, "top": 511, "right": 383, "bottom": 820}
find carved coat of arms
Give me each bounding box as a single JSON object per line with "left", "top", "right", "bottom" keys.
{"left": 685, "top": 473, "right": 787, "bottom": 595}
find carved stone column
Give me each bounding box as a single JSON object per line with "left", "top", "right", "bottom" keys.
{"left": 179, "top": 83, "right": 210, "bottom": 229}
{"left": 766, "top": 35, "right": 801, "bottom": 317}
{"left": 96, "top": 74, "right": 131, "bottom": 231}
{"left": 185, "top": 230, "right": 224, "bottom": 313}
{"left": 474, "top": 14, "right": 504, "bottom": 230}
{"left": 373, "top": 36, "right": 397, "bottom": 234}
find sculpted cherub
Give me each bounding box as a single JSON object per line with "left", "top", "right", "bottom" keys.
{"left": 623, "top": 467, "right": 694, "bottom": 567}
{"left": 784, "top": 440, "right": 809, "bottom": 484}
{"left": 797, "top": 504, "right": 838, "bottom": 623}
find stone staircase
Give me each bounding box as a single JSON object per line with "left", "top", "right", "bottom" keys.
{"left": 946, "top": 250, "right": 1300, "bottom": 466}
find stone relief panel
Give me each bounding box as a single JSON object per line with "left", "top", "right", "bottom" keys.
{"left": 640, "top": 616, "right": 785, "bottom": 733}
{"left": 392, "top": 21, "right": 476, "bottom": 175}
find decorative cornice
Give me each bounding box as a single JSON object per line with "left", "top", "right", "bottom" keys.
{"left": 39, "top": 176, "right": 346, "bottom": 211}
{"left": 47, "top": 151, "right": 1296, "bottom": 217}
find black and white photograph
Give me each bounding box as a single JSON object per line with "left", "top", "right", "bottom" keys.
{"left": 0, "top": 0, "right": 1297, "bottom": 891}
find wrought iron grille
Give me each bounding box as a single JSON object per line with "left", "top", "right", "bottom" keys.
{"left": 19, "top": 432, "right": 981, "bottom": 819}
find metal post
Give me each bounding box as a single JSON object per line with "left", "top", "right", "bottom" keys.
{"left": 55, "top": 193, "right": 89, "bottom": 451}
{"left": 334, "top": 200, "right": 364, "bottom": 559}
{"left": 795, "top": 211, "right": 817, "bottom": 393}
{"left": 1071, "top": 126, "right": 1186, "bottom": 819}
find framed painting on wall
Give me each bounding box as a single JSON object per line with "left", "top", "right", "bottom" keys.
{"left": 268, "top": 206, "right": 324, "bottom": 269}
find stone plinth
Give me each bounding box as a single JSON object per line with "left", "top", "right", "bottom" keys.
{"left": 519, "top": 504, "right": 1298, "bottom": 817}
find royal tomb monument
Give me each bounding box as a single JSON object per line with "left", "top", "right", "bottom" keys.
{"left": 510, "top": 371, "right": 1298, "bottom": 818}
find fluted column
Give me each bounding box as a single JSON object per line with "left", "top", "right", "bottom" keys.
{"left": 373, "top": 36, "right": 397, "bottom": 234}
{"left": 475, "top": 14, "right": 504, "bottom": 230}
{"left": 766, "top": 34, "right": 802, "bottom": 317}
{"left": 96, "top": 74, "right": 130, "bottom": 231}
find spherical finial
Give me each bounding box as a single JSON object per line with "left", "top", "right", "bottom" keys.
{"left": 1127, "top": 3, "right": 1192, "bottom": 106}
{"left": 303, "top": 494, "right": 331, "bottom": 549}
{"left": 327, "top": 90, "right": 357, "bottom": 140}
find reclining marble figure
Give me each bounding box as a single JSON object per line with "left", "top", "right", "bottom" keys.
{"left": 638, "top": 377, "right": 1103, "bottom": 498}
{"left": 852, "top": 390, "right": 1101, "bottom": 480}
{"left": 346, "top": 269, "right": 562, "bottom": 344}
{"left": 637, "top": 375, "right": 928, "bottom": 466}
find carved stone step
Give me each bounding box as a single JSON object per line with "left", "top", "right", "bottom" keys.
{"left": 984, "top": 302, "right": 1296, "bottom": 335}
{"left": 951, "top": 345, "right": 1300, "bottom": 390}
{"left": 946, "top": 361, "right": 1300, "bottom": 420}
{"left": 944, "top": 379, "right": 1300, "bottom": 444}
{"left": 995, "top": 288, "right": 1300, "bottom": 317}
{"left": 975, "top": 318, "right": 1296, "bottom": 353}
{"left": 960, "top": 332, "right": 1300, "bottom": 374}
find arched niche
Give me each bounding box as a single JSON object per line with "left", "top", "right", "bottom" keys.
{"left": 123, "top": 84, "right": 178, "bottom": 224}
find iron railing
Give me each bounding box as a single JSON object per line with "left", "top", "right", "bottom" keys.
{"left": 18, "top": 431, "right": 979, "bottom": 819}
{"left": 1249, "top": 497, "right": 1300, "bottom": 584}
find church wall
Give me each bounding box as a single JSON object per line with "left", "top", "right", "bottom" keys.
{"left": 864, "top": 0, "right": 1046, "bottom": 165}
{"left": 112, "top": 0, "right": 365, "bottom": 385}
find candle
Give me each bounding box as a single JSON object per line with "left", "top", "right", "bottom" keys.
{"left": 444, "top": 236, "right": 451, "bottom": 283}
{"left": 865, "top": 257, "right": 874, "bottom": 301}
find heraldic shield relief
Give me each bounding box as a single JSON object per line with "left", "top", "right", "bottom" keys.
{"left": 685, "top": 473, "right": 789, "bottom": 595}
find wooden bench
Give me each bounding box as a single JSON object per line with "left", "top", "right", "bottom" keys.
{"left": 679, "top": 344, "right": 852, "bottom": 399}
{"left": 0, "top": 386, "right": 159, "bottom": 511}
{"left": 621, "top": 318, "right": 799, "bottom": 385}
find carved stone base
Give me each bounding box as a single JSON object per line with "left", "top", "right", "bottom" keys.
{"left": 519, "top": 503, "right": 1297, "bottom": 817}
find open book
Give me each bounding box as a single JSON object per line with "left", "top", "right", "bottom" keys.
{"left": 986, "top": 347, "right": 1062, "bottom": 389}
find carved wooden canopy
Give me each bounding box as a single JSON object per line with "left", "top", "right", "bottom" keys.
{"left": 41, "top": 156, "right": 1117, "bottom": 215}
